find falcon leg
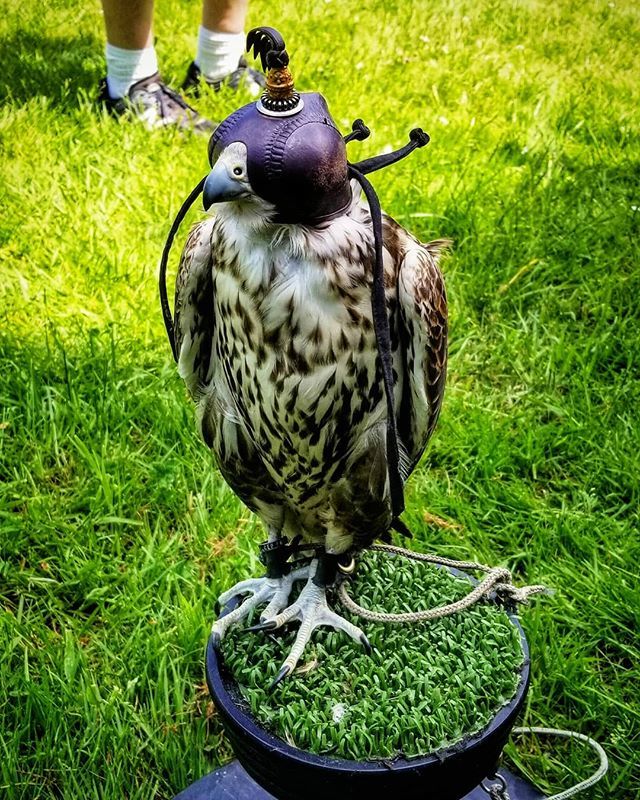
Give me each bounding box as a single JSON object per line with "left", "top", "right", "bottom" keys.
{"left": 211, "top": 535, "right": 307, "bottom": 648}
{"left": 248, "top": 555, "right": 371, "bottom": 690}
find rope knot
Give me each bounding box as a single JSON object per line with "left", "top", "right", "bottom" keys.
{"left": 495, "top": 582, "right": 551, "bottom": 607}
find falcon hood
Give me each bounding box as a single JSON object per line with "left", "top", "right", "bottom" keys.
{"left": 203, "top": 28, "right": 350, "bottom": 224}
{"left": 204, "top": 92, "right": 351, "bottom": 224}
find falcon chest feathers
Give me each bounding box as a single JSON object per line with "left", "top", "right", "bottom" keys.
{"left": 164, "top": 26, "right": 448, "bottom": 684}
{"left": 176, "top": 180, "right": 447, "bottom": 556}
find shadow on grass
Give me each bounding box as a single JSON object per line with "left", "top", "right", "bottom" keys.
{"left": 0, "top": 29, "right": 102, "bottom": 108}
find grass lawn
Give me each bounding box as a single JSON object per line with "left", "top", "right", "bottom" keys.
{"left": 1, "top": 0, "right": 638, "bottom": 797}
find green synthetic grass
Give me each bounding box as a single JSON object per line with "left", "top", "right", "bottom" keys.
{"left": 0, "top": 0, "right": 639, "bottom": 797}
{"left": 220, "top": 551, "right": 525, "bottom": 760}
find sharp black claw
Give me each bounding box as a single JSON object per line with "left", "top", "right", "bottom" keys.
{"left": 244, "top": 619, "right": 277, "bottom": 633}
{"left": 268, "top": 665, "right": 291, "bottom": 691}
{"left": 214, "top": 600, "right": 221, "bottom": 617}
{"left": 360, "top": 633, "right": 372, "bottom": 655}
{"left": 211, "top": 632, "right": 221, "bottom": 650}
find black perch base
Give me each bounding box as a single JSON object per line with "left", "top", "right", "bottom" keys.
{"left": 174, "top": 760, "right": 544, "bottom": 800}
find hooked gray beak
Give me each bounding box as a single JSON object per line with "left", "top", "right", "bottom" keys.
{"left": 203, "top": 161, "right": 248, "bottom": 209}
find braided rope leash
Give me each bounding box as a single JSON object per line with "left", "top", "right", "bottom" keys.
{"left": 337, "top": 543, "right": 549, "bottom": 623}
{"left": 482, "top": 729, "right": 608, "bottom": 800}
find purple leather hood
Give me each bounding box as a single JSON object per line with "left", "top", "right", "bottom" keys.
{"left": 207, "top": 92, "right": 352, "bottom": 225}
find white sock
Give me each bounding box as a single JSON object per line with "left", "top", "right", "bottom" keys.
{"left": 195, "top": 27, "right": 244, "bottom": 83}
{"left": 105, "top": 43, "right": 159, "bottom": 99}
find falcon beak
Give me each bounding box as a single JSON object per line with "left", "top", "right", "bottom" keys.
{"left": 203, "top": 161, "right": 248, "bottom": 209}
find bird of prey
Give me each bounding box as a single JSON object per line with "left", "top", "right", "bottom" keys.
{"left": 165, "top": 28, "right": 448, "bottom": 686}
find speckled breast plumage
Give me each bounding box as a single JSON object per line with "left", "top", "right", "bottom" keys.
{"left": 200, "top": 203, "right": 402, "bottom": 553}
{"left": 174, "top": 195, "right": 447, "bottom": 555}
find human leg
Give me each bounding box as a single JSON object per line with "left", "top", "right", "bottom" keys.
{"left": 201, "top": 0, "right": 248, "bottom": 35}
{"left": 101, "top": 0, "right": 154, "bottom": 50}
{"left": 101, "top": 0, "right": 157, "bottom": 98}
{"left": 182, "top": 0, "right": 264, "bottom": 95}
{"left": 98, "top": 0, "right": 214, "bottom": 132}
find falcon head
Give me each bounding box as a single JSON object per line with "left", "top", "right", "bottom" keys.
{"left": 202, "top": 27, "right": 351, "bottom": 226}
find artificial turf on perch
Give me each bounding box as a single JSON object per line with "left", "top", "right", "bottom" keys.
{"left": 219, "top": 550, "right": 525, "bottom": 761}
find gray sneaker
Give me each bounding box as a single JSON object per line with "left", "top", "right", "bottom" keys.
{"left": 98, "top": 72, "right": 215, "bottom": 134}
{"left": 181, "top": 58, "right": 265, "bottom": 98}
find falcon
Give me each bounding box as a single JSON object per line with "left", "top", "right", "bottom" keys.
{"left": 164, "top": 28, "right": 448, "bottom": 687}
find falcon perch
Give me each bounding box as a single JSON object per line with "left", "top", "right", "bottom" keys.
{"left": 167, "top": 27, "right": 448, "bottom": 687}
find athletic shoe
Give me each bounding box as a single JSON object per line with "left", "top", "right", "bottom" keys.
{"left": 98, "top": 72, "right": 215, "bottom": 134}
{"left": 181, "top": 57, "right": 265, "bottom": 98}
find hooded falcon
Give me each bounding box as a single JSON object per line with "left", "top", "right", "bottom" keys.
{"left": 164, "top": 28, "right": 448, "bottom": 687}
